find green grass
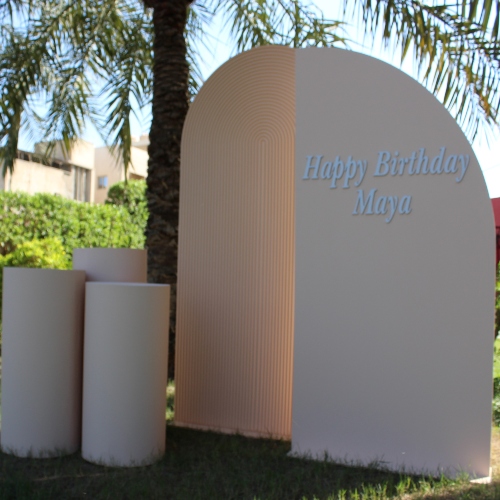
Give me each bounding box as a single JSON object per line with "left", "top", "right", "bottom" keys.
{"left": 1, "top": 382, "right": 500, "bottom": 500}
{"left": 1, "top": 336, "right": 500, "bottom": 499}
{"left": 2, "top": 423, "right": 499, "bottom": 500}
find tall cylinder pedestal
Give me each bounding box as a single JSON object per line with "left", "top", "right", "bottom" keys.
{"left": 81, "top": 283, "right": 170, "bottom": 467}
{"left": 73, "top": 248, "right": 147, "bottom": 282}
{"left": 1, "top": 268, "right": 85, "bottom": 457}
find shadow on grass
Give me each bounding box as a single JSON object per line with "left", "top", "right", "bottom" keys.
{"left": 2, "top": 424, "right": 500, "bottom": 500}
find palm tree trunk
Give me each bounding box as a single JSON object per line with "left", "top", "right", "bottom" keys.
{"left": 146, "top": 0, "right": 191, "bottom": 380}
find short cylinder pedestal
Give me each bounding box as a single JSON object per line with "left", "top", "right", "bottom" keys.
{"left": 81, "top": 282, "right": 170, "bottom": 467}
{"left": 1, "top": 268, "right": 86, "bottom": 457}
{"left": 73, "top": 248, "right": 147, "bottom": 282}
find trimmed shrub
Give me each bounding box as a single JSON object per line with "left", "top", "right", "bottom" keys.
{"left": 494, "top": 378, "right": 500, "bottom": 426}
{"left": 105, "top": 179, "right": 148, "bottom": 227}
{"left": 0, "top": 191, "right": 146, "bottom": 342}
{"left": 0, "top": 191, "right": 145, "bottom": 256}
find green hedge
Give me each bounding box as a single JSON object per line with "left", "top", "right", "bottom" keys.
{"left": 105, "top": 179, "right": 147, "bottom": 223}
{"left": 494, "top": 375, "right": 500, "bottom": 426}
{"left": 0, "top": 191, "right": 146, "bottom": 256}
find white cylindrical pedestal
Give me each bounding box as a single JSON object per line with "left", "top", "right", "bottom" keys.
{"left": 81, "top": 283, "right": 170, "bottom": 467}
{"left": 1, "top": 268, "right": 86, "bottom": 457}
{"left": 73, "top": 248, "right": 147, "bottom": 282}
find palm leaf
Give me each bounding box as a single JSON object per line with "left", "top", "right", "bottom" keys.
{"left": 348, "top": 0, "right": 500, "bottom": 140}
{"left": 213, "top": 0, "right": 348, "bottom": 50}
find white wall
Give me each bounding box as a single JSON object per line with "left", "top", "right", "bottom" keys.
{"left": 35, "top": 139, "right": 95, "bottom": 170}
{"left": 94, "top": 146, "right": 148, "bottom": 204}
{"left": 4, "top": 159, "right": 75, "bottom": 198}
{"left": 94, "top": 148, "right": 124, "bottom": 204}
{"left": 132, "top": 134, "right": 149, "bottom": 152}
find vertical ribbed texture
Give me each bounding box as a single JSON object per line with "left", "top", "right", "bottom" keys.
{"left": 175, "top": 46, "right": 295, "bottom": 439}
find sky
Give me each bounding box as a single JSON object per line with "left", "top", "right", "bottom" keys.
{"left": 18, "top": 0, "right": 500, "bottom": 198}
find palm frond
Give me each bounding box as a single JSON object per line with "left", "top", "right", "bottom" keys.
{"left": 0, "top": 25, "right": 45, "bottom": 174}
{"left": 186, "top": 2, "right": 215, "bottom": 96}
{"left": 349, "top": 0, "right": 500, "bottom": 140}
{"left": 213, "top": 0, "right": 348, "bottom": 51}
{"left": 98, "top": 3, "right": 152, "bottom": 177}
{"left": 0, "top": 0, "right": 153, "bottom": 177}
{"left": 2, "top": 0, "right": 500, "bottom": 180}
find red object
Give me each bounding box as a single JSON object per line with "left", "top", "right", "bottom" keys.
{"left": 492, "top": 198, "right": 500, "bottom": 265}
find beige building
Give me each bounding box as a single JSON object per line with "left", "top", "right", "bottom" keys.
{"left": 1, "top": 139, "right": 95, "bottom": 202}
{"left": 93, "top": 135, "right": 149, "bottom": 204}
{"left": 0, "top": 135, "right": 149, "bottom": 204}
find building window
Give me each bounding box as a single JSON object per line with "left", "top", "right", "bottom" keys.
{"left": 98, "top": 176, "right": 108, "bottom": 189}
{"left": 74, "top": 166, "right": 91, "bottom": 202}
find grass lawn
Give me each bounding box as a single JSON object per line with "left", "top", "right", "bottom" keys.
{"left": 1, "top": 338, "right": 500, "bottom": 499}
{"left": 1, "top": 422, "right": 500, "bottom": 499}
{"left": 1, "top": 383, "right": 500, "bottom": 500}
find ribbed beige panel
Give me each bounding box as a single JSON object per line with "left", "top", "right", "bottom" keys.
{"left": 175, "top": 46, "right": 295, "bottom": 439}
